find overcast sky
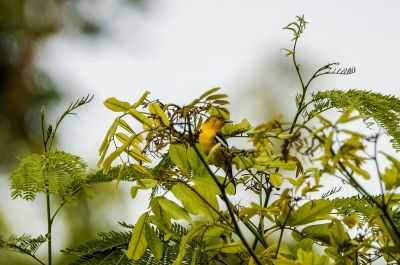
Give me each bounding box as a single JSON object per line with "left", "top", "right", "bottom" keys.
{"left": 36, "top": 0, "right": 400, "bottom": 166}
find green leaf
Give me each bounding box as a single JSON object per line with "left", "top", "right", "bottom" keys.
{"left": 172, "top": 224, "right": 207, "bottom": 265}
{"left": 149, "top": 102, "right": 170, "bottom": 126}
{"left": 221, "top": 118, "right": 252, "bottom": 136}
{"left": 380, "top": 152, "right": 400, "bottom": 189}
{"left": 127, "top": 212, "right": 148, "bottom": 260}
{"left": 296, "top": 249, "right": 331, "bottom": 265}
{"left": 199, "top": 87, "right": 221, "bottom": 100}
{"left": 329, "top": 221, "right": 349, "bottom": 247}
{"left": 193, "top": 182, "right": 220, "bottom": 218}
{"left": 270, "top": 173, "right": 283, "bottom": 187}
{"left": 301, "top": 223, "right": 331, "bottom": 244}
{"left": 344, "top": 161, "right": 370, "bottom": 180}
{"left": 205, "top": 241, "right": 246, "bottom": 254}
{"left": 172, "top": 183, "right": 219, "bottom": 222}
{"left": 132, "top": 90, "right": 150, "bottom": 108}
{"left": 102, "top": 134, "right": 137, "bottom": 174}
{"left": 288, "top": 200, "right": 333, "bottom": 226}
{"left": 128, "top": 148, "right": 152, "bottom": 164}
{"left": 144, "top": 223, "right": 163, "bottom": 261}
{"left": 187, "top": 145, "right": 210, "bottom": 178}
{"left": 115, "top": 162, "right": 126, "bottom": 188}
{"left": 297, "top": 238, "right": 313, "bottom": 252}
{"left": 169, "top": 144, "right": 191, "bottom": 175}
{"left": 203, "top": 225, "right": 227, "bottom": 239}
{"left": 115, "top": 132, "right": 142, "bottom": 145}
{"left": 118, "top": 119, "right": 135, "bottom": 134}
{"left": 98, "top": 118, "right": 119, "bottom": 167}
{"left": 104, "top": 97, "right": 131, "bottom": 112}
{"left": 336, "top": 107, "right": 360, "bottom": 124}
{"left": 192, "top": 174, "right": 235, "bottom": 195}
{"left": 205, "top": 94, "right": 228, "bottom": 101}
{"left": 129, "top": 108, "right": 153, "bottom": 128}
{"left": 158, "top": 198, "right": 192, "bottom": 223}
{"left": 130, "top": 186, "right": 139, "bottom": 199}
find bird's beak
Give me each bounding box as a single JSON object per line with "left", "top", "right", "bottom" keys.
{"left": 225, "top": 120, "right": 233, "bottom": 123}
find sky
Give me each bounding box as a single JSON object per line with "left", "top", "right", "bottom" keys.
{"left": 3, "top": 1, "right": 400, "bottom": 263}
{"left": 37, "top": 0, "right": 400, "bottom": 166}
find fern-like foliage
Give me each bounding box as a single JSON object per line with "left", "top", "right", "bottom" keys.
{"left": 312, "top": 89, "right": 400, "bottom": 151}
{"left": 332, "top": 195, "right": 375, "bottom": 228}
{"left": 63, "top": 230, "right": 135, "bottom": 265}
{"left": 86, "top": 166, "right": 140, "bottom": 185}
{"left": 332, "top": 195, "right": 400, "bottom": 233}
{"left": 0, "top": 234, "right": 47, "bottom": 257}
{"left": 64, "top": 223, "right": 208, "bottom": 265}
{"left": 11, "top": 150, "right": 88, "bottom": 201}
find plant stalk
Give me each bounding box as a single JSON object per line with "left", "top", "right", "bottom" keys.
{"left": 46, "top": 193, "right": 52, "bottom": 265}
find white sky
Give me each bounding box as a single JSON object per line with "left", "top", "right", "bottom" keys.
{"left": 3, "top": 1, "right": 400, "bottom": 263}
{"left": 37, "top": 0, "right": 400, "bottom": 166}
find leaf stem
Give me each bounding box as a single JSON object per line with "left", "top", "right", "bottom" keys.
{"left": 274, "top": 206, "right": 293, "bottom": 258}
{"left": 186, "top": 115, "right": 263, "bottom": 264}
{"left": 46, "top": 193, "right": 52, "bottom": 265}
{"left": 191, "top": 144, "right": 262, "bottom": 265}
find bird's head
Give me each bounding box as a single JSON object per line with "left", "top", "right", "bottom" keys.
{"left": 203, "top": 116, "right": 232, "bottom": 131}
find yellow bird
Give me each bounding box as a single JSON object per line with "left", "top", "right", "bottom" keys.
{"left": 198, "top": 116, "right": 235, "bottom": 188}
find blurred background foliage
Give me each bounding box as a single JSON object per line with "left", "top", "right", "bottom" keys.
{"left": 0, "top": 1, "right": 151, "bottom": 264}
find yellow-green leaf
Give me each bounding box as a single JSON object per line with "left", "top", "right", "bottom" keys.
{"left": 199, "top": 87, "right": 221, "bottom": 100}
{"left": 187, "top": 145, "right": 210, "bottom": 178}
{"left": 207, "top": 142, "right": 222, "bottom": 162}
{"left": 127, "top": 212, "right": 148, "bottom": 260}
{"left": 296, "top": 249, "right": 331, "bottom": 265}
{"left": 98, "top": 118, "right": 119, "bottom": 167}
{"left": 145, "top": 223, "right": 163, "bottom": 261}
{"left": 344, "top": 161, "right": 370, "bottom": 180}
{"left": 102, "top": 146, "right": 126, "bottom": 175}
{"left": 206, "top": 94, "right": 228, "bottom": 101}
{"left": 301, "top": 223, "right": 331, "bottom": 244}
{"left": 269, "top": 173, "right": 283, "bottom": 187}
{"left": 149, "top": 102, "right": 170, "bottom": 126}
{"left": 138, "top": 179, "right": 158, "bottom": 189}
{"left": 193, "top": 182, "right": 220, "bottom": 219}
{"left": 129, "top": 108, "right": 153, "bottom": 128}
{"left": 115, "top": 162, "right": 126, "bottom": 188}
{"left": 329, "top": 221, "right": 349, "bottom": 247}
{"left": 158, "top": 198, "right": 192, "bottom": 223}
{"left": 115, "top": 132, "right": 142, "bottom": 146}
{"left": 130, "top": 186, "right": 139, "bottom": 199}
{"left": 132, "top": 164, "right": 150, "bottom": 177}
{"left": 288, "top": 200, "right": 333, "bottom": 226}
{"left": 169, "top": 144, "right": 190, "bottom": 175}
{"left": 104, "top": 97, "right": 131, "bottom": 112}
{"left": 220, "top": 241, "right": 246, "bottom": 254}
{"left": 171, "top": 183, "right": 218, "bottom": 222}
{"left": 213, "top": 99, "right": 230, "bottom": 105}
{"left": 343, "top": 213, "right": 359, "bottom": 229}
{"left": 192, "top": 174, "right": 235, "bottom": 195}
{"left": 172, "top": 224, "right": 207, "bottom": 265}
{"left": 132, "top": 90, "right": 150, "bottom": 108}
{"left": 336, "top": 107, "right": 361, "bottom": 124}
{"left": 204, "top": 241, "right": 246, "bottom": 254}
{"left": 203, "top": 225, "right": 226, "bottom": 239}
{"left": 118, "top": 119, "right": 135, "bottom": 134}
{"left": 128, "top": 148, "right": 152, "bottom": 164}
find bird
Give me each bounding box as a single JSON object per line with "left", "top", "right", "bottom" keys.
{"left": 198, "top": 116, "right": 235, "bottom": 189}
